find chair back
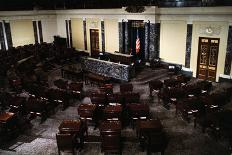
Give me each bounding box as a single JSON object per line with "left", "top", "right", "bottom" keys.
{"left": 120, "top": 83, "right": 133, "bottom": 93}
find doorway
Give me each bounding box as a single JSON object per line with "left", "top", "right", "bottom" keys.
{"left": 197, "top": 37, "right": 220, "bottom": 81}
{"left": 90, "top": 29, "right": 100, "bottom": 58}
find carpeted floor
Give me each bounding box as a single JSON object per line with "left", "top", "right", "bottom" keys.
{"left": 0, "top": 65, "right": 232, "bottom": 155}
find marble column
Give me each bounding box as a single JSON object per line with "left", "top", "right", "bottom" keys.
{"left": 154, "top": 23, "right": 160, "bottom": 59}
{"left": 144, "top": 22, "right": 150, "bottom": 61}
{"left": 149, "top": 23, "right": 160, "bottom": 60}
{"left": 101, "top": 20, "right": 105, "bottom": 52}
{"left": 185, "top": 24, "right": 193, "bottom": 68}
{"left": 83, "top": 19, "right": 87, "bottom": 50}
{"left": 124, "top": 21, "right": 128, "bottom": 54}
{"left": 224, "top": 26, "right": 232, "bottom": 75}
{"left": 118, "top": 22, "right": 123, "bottom": 53}
{"left": 0, "top": 22, "right": 6, "bottom": 50}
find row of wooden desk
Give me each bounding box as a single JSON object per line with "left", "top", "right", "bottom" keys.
{"left": 57, "top": 118, "right": 164, "bottom": 154}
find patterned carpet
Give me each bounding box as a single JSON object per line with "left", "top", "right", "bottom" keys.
{"left": 0, "top": 65, "right": 231, "bottom": 155}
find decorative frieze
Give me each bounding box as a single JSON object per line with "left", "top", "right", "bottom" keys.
{"left": 198, "top": 24, "right": 222, "bottom": 36}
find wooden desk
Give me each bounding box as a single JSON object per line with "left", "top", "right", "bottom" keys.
{"left": 136, "top": 119, "right": 163, "bottom": 137}
{"left": 0, "top": 112, "right": 17, "bottom": 137}
{"left": 85, "top": 73, "right": 111, "bottom": 85}
{"left": 100, "top": 120, "right": 122, "bottom": 133}
{"left": 0, "top": 112, "right": 15, "bottom": 123}
{"left": 126, "top": 103, "right": 150, "bottom": 119}
{"left": 59, "top": 120, "right": 82, "bottom": 135}
{"left": 78, "top": 104, "right": 96, "bottom": 120}
{"left": 104, "top": 104, "right": 122, "bottom": 120}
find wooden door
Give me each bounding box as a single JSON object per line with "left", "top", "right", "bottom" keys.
{"left": 197, "top": 37, "right": 219, "bottom": 81}
{"left": 90, "top": 29, "right": 100, "bottom": 58}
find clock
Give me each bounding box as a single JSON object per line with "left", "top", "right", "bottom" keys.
{"left": 206, "top": 27, "right": 213, "bottom": 34}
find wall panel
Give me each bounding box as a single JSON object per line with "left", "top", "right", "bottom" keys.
{"left": 10, "top": 20, "right": 34, "bottom": 47}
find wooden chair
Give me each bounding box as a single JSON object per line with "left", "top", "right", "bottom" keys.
{"left": 69, "top": 82, "right": 83, "bottom": 99}
{"left": 149, "top": 80, "right": 163, "bottom": 97}
{"left": 56, "top": 133, "right": 76, "bottom": 155}
{"left": 101, "top": 131, "right": 121, "bottom": 154}
{"left": 99, "top": 83, "right": 113, "bottom": 94}
{"left": 106, "top": 93, "right": 123, "bottom": 105}
{"left": 54, "top": 79, "right": 68, "bottom": 90}
{"left": 123, "top": 92, "right": 140, "bottom": 104}
{"left": 145, "top": 131, "right": 168, "bottom": 155}
{"left": 120, "top": 83, "right": 133, "bottom": 94}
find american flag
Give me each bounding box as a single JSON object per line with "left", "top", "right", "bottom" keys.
{"left": 136, "top": 32, "right": 140, "bottom": 54}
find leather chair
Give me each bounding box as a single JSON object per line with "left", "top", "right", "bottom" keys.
{"left": 56, "top": 133, "right": 77, "bottom": 155}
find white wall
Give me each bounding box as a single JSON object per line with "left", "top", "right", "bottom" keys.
{"left": 71, "top": 18, "right": 85, "bottom": 50}
{"left": 41, "top": 18, "right": 57, "bottom": 43}
{"left": 10, "top": 20, "right": 35, "bottom": 47}
{"left": 160, "top": 20, "right": 187, "bottom": 65}
{"left": 105, "top": 19, "right": 119, "bottom": 53}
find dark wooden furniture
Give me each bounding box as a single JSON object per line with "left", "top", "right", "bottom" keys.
{"left": 99, "top": 83, "right": 113, "bottom": 94}
{"left": 85, "top": 72, "right": 111, "bottom": 86}
{"left": 78, "top": 103, "right": 96, "bottom": 129}
{"left": 149, "top": 80, "right": 163, "bottom": 97}
{"left": 107, "top": 52, "right": 134, "bottom": 65}
{"left": 126, "top": 103, "right": 150, "bottom": 128}
{"left": 100, "top": 120, "right": 122, "bottom": 133}
{"left": 136, "top": 119, "right": 167, "bottom": 155}
{"left": 145, "top": 130, "right": 168, "bottom": 155}
{"left": 136, "top": 119, "right": 163, "bottom": 137}
{"left": 25, "top": 96, "right": 49, "bottom": 122}
{"left": 59, "top": 120, "right": 83, "bottom": 135}
{"left": 106, "top": 93, "right": 123, "bottom": 105}
{"left": 54, "top": 79, "right": 68, "bottom": 90}
{"left": 103, "top": 104, "right": 122, "bottom": 120}
{"left": 69, "top": 82, "right": 83, "bottom": 99}
{"left": 120, "top": 83, "right": 133, "bottom": 94}
{"left": 56, "top": 133, "right": 76, "bottom": 155}
{"left": 0, "top": 112, "right": 18, "bottom": 138}
{"left": 78, "top": 103, "right": 96, "bottom": 121}
{"left": 126, "top": 103, "right": 150, "bottom": 120}
{"left": 123, "top": 92, "right": 140, "bottom": 104}
{"left": 100, "top": 120, "right": 122, "bottom": 154}
{"left": 58, "top": 119, "right": 86, "bottom": 149}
